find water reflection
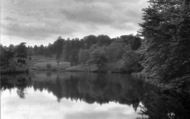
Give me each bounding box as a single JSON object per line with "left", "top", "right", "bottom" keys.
{"left": 31, "top": 72, "right": 154, "bottom": 107}
{"left": 1, "top": 72, "right": 190, "bottom": 119}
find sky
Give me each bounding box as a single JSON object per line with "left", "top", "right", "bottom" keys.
{"left": 0, "top": 0, "right": 148, "bottom": 46}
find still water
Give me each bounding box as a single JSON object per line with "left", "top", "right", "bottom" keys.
{"left": 1, "top": 72, "right": 190, "bottom": 119}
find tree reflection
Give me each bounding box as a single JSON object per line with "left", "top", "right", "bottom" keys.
{"left": 31, "top": 72, "right": 156, "bottom": 107}
{"left": 1, "top": 74, "right": 31, "bottom": 99}
{"left": 139, "top": 87, "right": 190, "bottom": 119}
{"left": 17, "top": 88, "right": 25, "bottom": 98}
{"left": 0, "top": 74, "right": 31, "bottom": 90}
{"left": 1, "top": 72, "right": 190, "bottom": 119}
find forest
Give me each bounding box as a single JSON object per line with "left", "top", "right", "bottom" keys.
{"left": 0, "top": 34, "right": 143, "bottom": 73}
{"left": 0, "top": 0, "right": 190, "bottom": 84}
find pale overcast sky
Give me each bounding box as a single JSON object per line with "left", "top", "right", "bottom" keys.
{"left": 1, "top": 0, "right": 148, "bottom": 46}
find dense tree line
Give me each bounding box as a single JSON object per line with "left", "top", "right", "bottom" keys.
{"left": 27, "top": 34, "right": 142, "bottom": 71}
{"left": 0, "top": 34, "right": 143, "bottom": 73}
{"left": 141, "top": 0, "right": 190, "bottom": 82}
{"left": 0, "top": 43, "right": 28, "bottom": 73}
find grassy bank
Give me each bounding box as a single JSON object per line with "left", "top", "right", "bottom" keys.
{"left": 30, "top": 56, "right": 70, "bottom": 71}
{"left": 30, "top": 55, "right": 143, "bottom": 73}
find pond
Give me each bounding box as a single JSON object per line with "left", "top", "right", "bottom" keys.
{"left": 1, "top": 72, "right": 190, "bottom": 119}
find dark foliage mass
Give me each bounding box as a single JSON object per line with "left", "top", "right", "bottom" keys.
{"left": 0, "top": 43, "right": 28, "bottom": 73}
{"left": 1, "top": 34, "right": 143, "bottom": 73}
{"left": 141, "top": 0, "right": 190, "bottom": 82}
{"left": 27, "top": 34, "right": 142, "bottom": 67}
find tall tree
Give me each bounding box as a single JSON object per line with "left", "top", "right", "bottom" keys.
{"left": 0, "top": 46, "right": 14, "bottom": 67}
{"left": 88, "top": 47, "right": 108, "bottom": 72}
{"left": 82, "top": 35, "right": 97, "bottom": 48}
{"left": 78, "top": 49, "right": 89, "bottom": 64}
{"left": 97, "top": 35, "right": 111, "bottom": 46}
{"left": 141, "top": 0, "right": 190, "bottom": 82}
{"left": 15, "top": 42, "right": 27, "bottom": 58}
{"left": 53, "top": 36, "right": 64, "bottom": 65}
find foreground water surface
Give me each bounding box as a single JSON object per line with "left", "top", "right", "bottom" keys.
{"left": 1, "top": 72, "right": 190, "bottom": 119}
